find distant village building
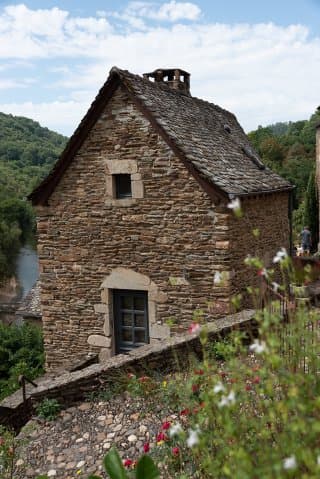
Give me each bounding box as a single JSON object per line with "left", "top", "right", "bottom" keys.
{"left": 29, "top": 67, "right": 292, "bottom": 371}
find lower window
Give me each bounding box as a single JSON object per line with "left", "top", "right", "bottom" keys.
{"left": 114, "top": 290, "right": 149, "bottom": 354}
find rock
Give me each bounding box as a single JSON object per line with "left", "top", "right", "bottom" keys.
{"left": 47, "top": 470, "right": 57, "bottom": 477}
{"left": 128, "top": 434, "right": 137, "bottom": 442}
{"left": 77, "top": 460, "right": 85, "bottom": 468}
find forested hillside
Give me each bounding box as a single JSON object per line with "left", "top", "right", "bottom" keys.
{"left": 248, "top": 108, "right": 320, "bottom": 245}
{"left": 0, "top": 113, "right": 67, "bottom": 282}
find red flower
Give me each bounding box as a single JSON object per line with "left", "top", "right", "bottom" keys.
{"left": 156, "top": 432, "right": 167, "bottom": 442}
{"left": 172, "top": 446, "right": 180, "bottom": 456}
{"left": 180, "top": 408, "right": 190, "bottom": 416}
{"left": 253, "top": 376, "right": 261, "bottom": 384}
{"left": 245, "top": 384, "right": 252, "bottom": 391}
{"left": 162, "top": 421, "right": 171, "bottom": 430}
{"left": 127, "top": 373, "right": 135, "bottom": 379}
{"left": 123, "top": 458, "right": 134, "bottom": 468}
{"left": 138, "top": 376, "right": 150, "bottom": 383}
{"left": 188, "top": 322, "right": 200, "bottom": 334}
{"left": 192, "top": 384, "right": 199, "bottom": 393}
{"left": 194, "top": 369, "right": 204, "bottom": 375}
{"left": 143, "top": 442, "right": 150, "bottom": 453}
{"left": 219, "top": 371, "right": 227, "bottom": 378}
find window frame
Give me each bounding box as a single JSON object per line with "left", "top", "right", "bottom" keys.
{"left": 113, "top": 289, "right": 149, "bottom": 354}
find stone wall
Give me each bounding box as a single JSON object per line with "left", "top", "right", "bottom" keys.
{"left": 0, "top": 310, "right": 256, "bottom": 433}
{"left": 37, "top": 85, "right": 232, "bottom": 370}
{"left": 229, "top": 192, "right": 290, "bottom": 307}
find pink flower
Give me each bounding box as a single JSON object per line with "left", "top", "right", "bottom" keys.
{"left": 138, "top": 376, "right": 150, "bottom": 383}
{"left": 180, "top": 408, "right": 190, "bottom": 416}
{"left": 143, "top": 442, "right": 150, "bottom": 453}
{"left": 123, "top": 458, "right": 134, "bottom": 468}
{"left": 162, "top": 421, "right": 171, "bottom": 430}
{"left": 252, "top": 376, "right": 261, "bottom": 384}
{"left": 192, "top": 384, "right": 199, "bottom": 393}
{"left": 188, "top": 322, "right": 201, "bottom": 334}
{"left": 156, "top": 432, "right": 167, "bottom": 443}
{"left": 172, "top": 446, "right": 180, "bottom": 456}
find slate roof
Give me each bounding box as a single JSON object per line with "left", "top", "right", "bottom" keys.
{"left": 29, "top": 67, "right": 292, "bottom": 204}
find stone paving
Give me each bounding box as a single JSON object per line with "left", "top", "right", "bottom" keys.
{"left": 16, "top": 392, "right": 175, "bottom": 479}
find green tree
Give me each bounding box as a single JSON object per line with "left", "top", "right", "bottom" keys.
{"left": 304, "top": 167, "right": 319, "bottom": 251}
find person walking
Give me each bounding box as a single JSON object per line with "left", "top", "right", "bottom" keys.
{"left": 301, "top": 226, "right": 312, "bottom": 255}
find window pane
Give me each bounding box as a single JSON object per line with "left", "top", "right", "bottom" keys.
{"left": 121, "top": 329, "right": 132, "bottom": 343}
{"left": 121, "top": 296, "right": 132, "bottom": 310}
{"left": 135, "top": 330, "right": 146, "bottom": 343}
{"left": 122, "top": 313, "right": 132, "bottom": 326}
{"left": 134, "top": 297, "right": 145, "bottom": 311}
{"left": 135, "top": 314, "right": 145, "bottom": 327}
{"left": 115, "top": 174, "right": 132, "bottom": 199}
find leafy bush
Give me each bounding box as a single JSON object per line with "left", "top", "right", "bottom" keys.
{"left": 36, "top": 399, "right": 61, "bottom": 421}
{"left": 0, "top": 323, "right": 44, "bottom": 400}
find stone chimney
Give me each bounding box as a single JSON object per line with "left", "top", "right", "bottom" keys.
{"left": 143, "top": 68, "right": 191, "bottom": 95}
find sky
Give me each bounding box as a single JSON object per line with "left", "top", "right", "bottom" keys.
{"left": 1, "top": 0, "right": 320, "bottom": 136}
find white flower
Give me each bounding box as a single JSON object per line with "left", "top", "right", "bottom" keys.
{"left": 213, "top": 382, "right": 225, "bottom": 394}
{"left": 214, "top": 271, "right": 222, "bottom": 285}
{"left": 249, "top": 340, "right": 268, "bottom": 354}
{"left": 227, "top": 197, "right": 241, "bottom": 211}
{"left": 272, "top": 281, "right": 280, "bottom": 292}
{"left": 218, "top": 390, "right": 236, "bottom": 408}
{"left": 283, "top": 455, "right": 297, "bottom": 470}
{"left": 169, "top": 423, "right": 183, "bottom": 437}
{"left": 273, "top": 248, "right": 288, "bottom": 264}
{"left": 187, "top": 428, "right": 200, "bottom": 448}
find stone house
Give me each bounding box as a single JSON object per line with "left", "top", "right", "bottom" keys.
{"left": 29, "top": 67, "right": 293, "bottom": 371}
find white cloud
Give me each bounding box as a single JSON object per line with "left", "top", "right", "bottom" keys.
{"left": 121, "top": 1, "right": 201, "bottom": 22}
{"left": 0, "top": 100, "right": 87, "bottom": 133}
{"left": 0, "top": 3, "right": 319, "bottom": 134}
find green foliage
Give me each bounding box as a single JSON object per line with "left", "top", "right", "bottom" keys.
{"left": 304, "top": 167, "right": 319, "bottom": 250}
{"left": 0, "top": 323, "right": 44, "bottom": 400}
{"left": 0, "top": 426, "right": 18, "bottom": 479}
{"left": 0, "top": 112, "right": 67, "bottom": 282}
{"left": 36, "top": 398, "right": 61, "bottom": 421}
{"left": 248, "top": 109, "right": 320, "bottom": 208}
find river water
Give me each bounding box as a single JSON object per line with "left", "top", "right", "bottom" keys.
{"left": 16, "top": 245, "right": 39, "bottom": 299}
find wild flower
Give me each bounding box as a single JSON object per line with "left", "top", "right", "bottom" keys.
{"left": 156, "top": 432, "right": 167, "bottom": 444}
{"left": 188, "top": 322, "right": 201, "bottom": 334}
{"left": 172, "top": 446, "right": 180, "bottom": 456}
{"left": 214, "top": 271, "right": 222, "bottom": 285}
{"left": 273, "top": 247, "right": 288, "bottom": 263}
{"left": 187, "top": 427, "right": 200, "bottom": 448}
{"left": 272, "top": 281, "right": 280, "bottom": 292}
{"left": 213, "top": 382, "right": 225, "bottom": 394}
{"left": 161, "top": 421, "right": 171, "bottom": 430}
{"left": 123, "top": 458, "right": 134, "bottom": 468}
{"left": 218, "top": 390, "right": 236, "bottom": 408}
{"left": 143, "top": 442, "right": 150, "bottom": 453}
{"left": 249, "top": 340, "right": 268, "bottom": 354}
{"left": 180, "top": 408, "right": 190, "bottom": 416}
{"left": 169, "top": 423, "right": 183, "bottom": 437}
{"left": 257, "top": 268, "right": 268, "bottom": 277}
{"left": 227, "top": 197, "right": 241, "bottom": 211}
{"left": 283, "top": 455, "right": 297, "bottom": 470}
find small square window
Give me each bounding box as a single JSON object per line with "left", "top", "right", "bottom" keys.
{"left": 114, "top": 174, "right": 132, "bottom": 199}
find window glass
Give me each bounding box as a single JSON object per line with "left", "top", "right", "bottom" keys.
{"left": 115, "top": 174, "right": 132, "bottom": 199}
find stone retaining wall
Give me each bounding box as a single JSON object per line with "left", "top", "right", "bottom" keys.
{"left": 0, "top": 310, "right": 256, "bottom": 432}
